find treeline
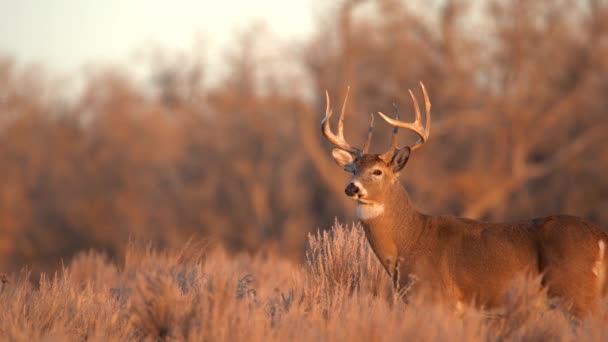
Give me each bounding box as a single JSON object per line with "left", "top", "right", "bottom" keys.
{"left": 1, "top": 0, "right": 608, "bottom": 273}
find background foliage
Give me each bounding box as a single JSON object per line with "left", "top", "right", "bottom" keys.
{"left": 1, "top": 0, "right": 608, "bottom": 275}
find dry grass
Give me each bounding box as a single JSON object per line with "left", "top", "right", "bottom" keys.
{"left": 1, "top": 222, "right": 607, "bottom": 341}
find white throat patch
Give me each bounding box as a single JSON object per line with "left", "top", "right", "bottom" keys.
{"left": 357, "top": 203, "right": 385, "bottom": 221}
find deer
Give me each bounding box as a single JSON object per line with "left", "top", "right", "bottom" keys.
{"left": 321, "top": 82, "right": 608, "bottom": 318}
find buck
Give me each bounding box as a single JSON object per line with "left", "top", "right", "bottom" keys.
{"left": 321, "top": 82, "right": 608, "bottom": 317}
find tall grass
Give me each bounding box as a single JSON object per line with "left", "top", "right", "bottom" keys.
{"left": 1, "top": 222, "right": 607, "bottom": 341}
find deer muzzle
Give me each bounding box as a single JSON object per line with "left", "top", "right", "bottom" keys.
{"left": 345, "top": 182, "right": 360, "bottom": 197}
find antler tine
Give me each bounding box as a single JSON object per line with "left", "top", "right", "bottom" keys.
{"left": 379, "top": 103, "right": 400, "bottom": 161}
{"left": 420, "top": 81, "right": 431, "bottom": 140}
{"left": 407, "top": 88, "right": 425, "bottom": 150}
{"left": 378, "top": 82, "right": 431, "bottom": 152}
{"left": 321, "top": 88, "right": 361, "bottom": 155}
{"left": 408, "top": 89, "right": 422, "bottom": 127}
{"left": 325, "top": 90, "right": 331, "bottom": 119}
{"left": 388, "top": 102, "right": 400, "bottom": 149}
{"left": 362, "top": 113, "right": 375, "bottom": 154}
{"left": 337, "top": 86, "right": 350, "bottom": 139}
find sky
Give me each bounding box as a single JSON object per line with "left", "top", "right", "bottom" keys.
{"left": 0, "top": 0, "right": 315, "bottom": 75}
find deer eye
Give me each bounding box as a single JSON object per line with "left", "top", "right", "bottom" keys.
{"left": 372, "top": 169, "right": 383, "bottom": 176}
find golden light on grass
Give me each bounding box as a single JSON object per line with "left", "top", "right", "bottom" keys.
{"left": 1, "top": 222, "right": 607, "bottom": 340}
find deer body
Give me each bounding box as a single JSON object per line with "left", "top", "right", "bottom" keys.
{"left": 321, "top": 83, "right": 608, "bottom": 317}
{"left": 360, "top": 174, "right": 607, "bottom": 315}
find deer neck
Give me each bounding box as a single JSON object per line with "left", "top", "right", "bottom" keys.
{"left": 357, "top": 181, "right": 427, "bottom": 252}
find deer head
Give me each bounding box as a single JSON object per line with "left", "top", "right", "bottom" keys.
{"left": 321, "top": 82, "right": 431, "bottom": 208}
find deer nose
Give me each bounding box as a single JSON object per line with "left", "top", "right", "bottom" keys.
{"left": 345, "top": 182, "right": 359, "bottom": 197}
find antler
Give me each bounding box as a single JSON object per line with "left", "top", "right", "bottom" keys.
{"left": 362, "top": 113, "right": 374, "bottom": 154}
{"left": 322, "top": 87, "right": 365, "bottom": 156}
{"left": 378, "top": 82, "right": 431, "bottom": 156}
{"left": 322, "top": 83, "right": 430, "bottom": 159}
{"left": 379, "top": 103, "right": 400, "bottom": 162}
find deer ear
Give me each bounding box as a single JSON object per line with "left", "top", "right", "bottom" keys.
{"left": 332, "top": 148, "right": 356, "bottom": 171}
{"left": 391, "top": 147, "right": 411, "bottom": 173}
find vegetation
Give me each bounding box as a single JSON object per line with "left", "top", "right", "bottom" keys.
{"left": 1, "top": 223, "right": 606, "bottom": 340}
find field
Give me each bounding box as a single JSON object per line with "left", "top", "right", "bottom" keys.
{"left": 1, "top": 222, "right": 607, "bottom": 341}
{"left": 2, "top": 1, "right": 608, "bottom": 340}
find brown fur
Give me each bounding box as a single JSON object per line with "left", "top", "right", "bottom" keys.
{"left": 342, "top": 154, "right": 608, "bottom": 317}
